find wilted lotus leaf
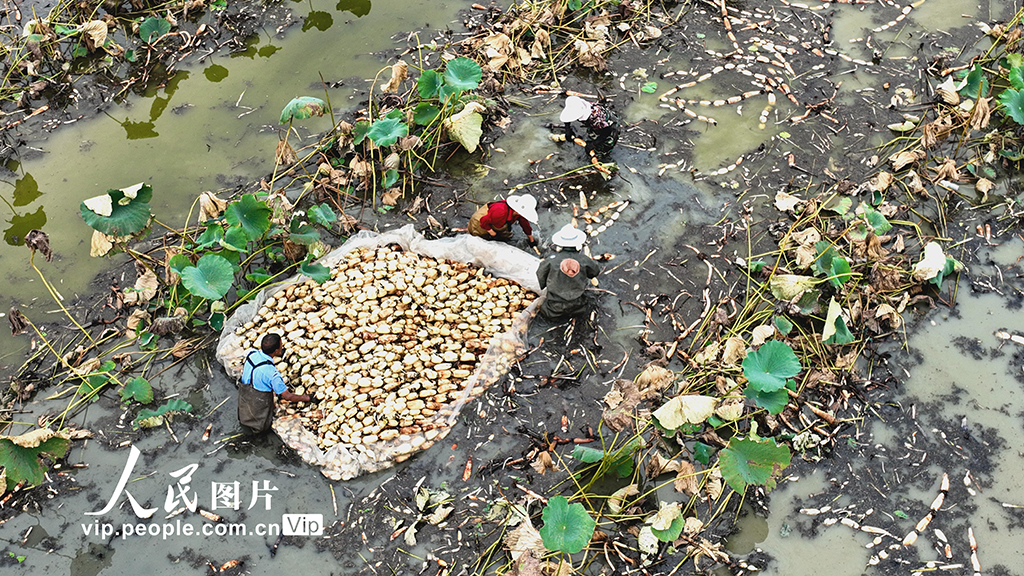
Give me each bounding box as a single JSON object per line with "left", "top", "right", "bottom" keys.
{"left": 381, "top": 60, "right": 408, "bottom": 93}
{"left": 933, "top": 158, "right": 960, "bottom": 182}
{"left": 89, "top": 229, "right": 114, "bottom": 256}
{"left": 774, "top": 191, "right": 803, "bottom": 212}
{"left": 721, "top": 336, "right": 746, "bottom": 366}
{"left": 123, "top": 268, "right": 158, "bottom": 305}
{"left": 906, "top": 170, "right": 927, "bottom": 194}
{"left": 636, "top": 364, "right": 674, "bottom": 397}
{"left": 608, "top": 484, "right": 639, "bottom": 514}
{"left": 530, "top": 451, "right": 558, "bottom": 475}
{"left": 482, "top": 33, "right": 512, "bottom": 69}
{"left": 275, "top": 139, "right": 297, "bottom": 166}
{"left": 889, "top": 149, "right": 925, "bottom": 171}
{"left": 822, "top": 298, "right": 854, "bottom": 345}
{"left": 640, "top": 25, "right": 662, "bottom": 41}
{"left": 573, "top": 38, "right": 607, "bottom": 71}
{"left": 684, "top": 516, "right": 704, "bottom": 536}
{"left": 646, "top": 452, "right": 680, "bottom": 477}
{"left": 787, "top": 227, "right": 820, "bottom": 269}
{"left": 693, "top": 341, "right": 720, "bottom": 365}
{"left": 976, "top": 177, "right": 994, "bottom": 201}
{"left": 603, "top": 378, "right": 640, "bottom": 431}
{"left": 887, "top": 120, "right": 915, "bottom": 132}
{"left": 382, "top": 189, "right": 402, "bottom": 206}
{"left": 78, "top": 20, "right": 107, "bottom": 51}
{"left": 769, "top": 274, "right": 816, "bottom": 300}
{"left": 126, "top": 309, "right": 150, "bottom": 331}
{"left": 648, "top": 501, "right": 681, "bottom": 532}
{"left": 198, "top": 191, "right": 228, "bottom": 221}
{"left": 868, "top": 171, "right": 893, "bottom": 192}
{"left": 383, "top": 152, "right": 401, "bottom": 170}
{"left": 750, "top": 324, "right": 775, "bottom": 347}
{"left": 875, "top": 303, "right": 902, "bottom": 329}
{"left": 715, "top": 397, "right": 745, "bottom": 421}
{"left": 530, "top": 29, "right": 550, "bottom": 59}
{"left": 912, "top": 241, "right": 949, "bottom": 282}
{"left": 25, "top": 229, "right": 52, "bottom": 262}
{"left": 9, "top": 307, "right": 28, "bottom": 336}
{"left": 970, "top": 97, "right": 991, "bottom": 130}
{"left": 399, "top": 135, "right": 422, "bottom": 151}
{"left": 445, "top": 101, "right": 486, "bottom": 153}
{"left": 706, "top": 468, "right": 724, "bottom": 499}
{"left": 652, "top": 395, "right": 718, "bottom": 430}
{"left": 674, "top": 460, "right": 699, "bottom": 495}
{"left": 935, "top": 76, "right": 961, "bottom": 105}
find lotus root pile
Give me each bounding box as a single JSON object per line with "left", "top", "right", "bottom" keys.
{"left": 234, "top": 245, "right": 535, "bottom": 450}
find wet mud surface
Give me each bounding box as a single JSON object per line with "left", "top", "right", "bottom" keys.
{"left": 2, "top": 0, "right": 1024, "bottom": 574}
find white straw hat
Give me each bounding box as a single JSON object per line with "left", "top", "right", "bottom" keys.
{"left": 506, "top": 194, "right": 538, "bottom": 223}
{"left": 551, "top": 224, "right": 587, "bottom": 249}
{"left": 559, "top": 96, "right": 593, "bottom": 123}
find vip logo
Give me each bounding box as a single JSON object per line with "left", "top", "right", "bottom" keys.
{"left": 281, "top": 514, "right": 323, "bottom": 536}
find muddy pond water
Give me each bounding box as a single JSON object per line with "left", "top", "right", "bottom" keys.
{"left": 1, "top": 0, "right": 1023, "bottom": 574}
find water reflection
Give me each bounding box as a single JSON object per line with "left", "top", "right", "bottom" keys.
{"left": 108, "top": 70, "right": 191, "bottom": 140}
{"left": 1, "top": 165, "right": 47, "bottom": 246}
{"left": 337, "top": 0, "right": 371, "bottom": 17}
{"left": 230, "top": 32, "right": 283, "bottom": 59}
{"left": 204, "top": 64, "right": 229, "bottom": 82}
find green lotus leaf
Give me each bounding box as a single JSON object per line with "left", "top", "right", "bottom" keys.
{"left": 168, "top": 253, "right": 192, "bottom": 275}
{"left": 308, "top": 204, "right": 337, "bottom": 226}
{"left": 80, "top": 183, "right": 153, "bottom": 237}
{"left": 279, "top": 96, "right": 327, "bottom": 124}
{"left": 719, "top": 437, "right": 791, "bottom": 493}
{"left": 179, "top": 254, "right": 234, "bottom": 300}
{"left": 774, "top": 316, "right": 793, "bottom": 335}
{"left": 139, "top": 17, "right": 171, "bottom": 45}
{"left": 417, "top": 69, "right": 444, "bottom": 99}
{"left": 959, "top": 64, "right": 989, "bottom": 99}
{"left": 829, "top": 257, "right": 852, "bottom": 287}
{"left": 414, "top": 102, "right": 441, "bottom": 126}
{"left": 539, "top": 496, "right": 595, "bottom": 554}
{"left": 133, "top": 398, "right": 193, "bottom": 430}
{"left": 300, "top": 257, "right": 330, "bottom": 284}
{"left": 221, "top": 225, "right": 250, "bottom": 251}
{"left": 78, "top": 373, "right": 108, "bottom": 403}
{"left": 693, "top": 442, "right": 713, "bottom": 465}
{"left": 289, "top": 220, "right": 320, "bottom": 245}
{"left": 443, "top": 57, "right": 482, "bottom": 91}
{"left": 352, "top": 120, "right": 371, "bottom": 144}
{"left": 743, "top": 385, "right": 789, "bottom": 414}
{"left": 0, "top": 433, "right": 70, "bottom": 489}
{"left": 224, "top": 194, "right": 271, "bottom": 241}
{"left": 742, "top": 340, "right": 801, "bottom": 392}
{"left": 120, "top": 377, "right": 153, "bottom": 404}
{"left": 366, "top": 118, "right": 408, "bottom": 147}
{"left": 1000, "top": 88, "right": 1024, "bottom": 125}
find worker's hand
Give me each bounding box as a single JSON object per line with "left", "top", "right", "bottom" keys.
{"left": 305, "top": 393, "right": 316, "bottom": 403}
{"left": 528, "top": 235, "right": 536, "bottom": 245}
{"left": 488, "top": 229, "right": 497, "bottom": 237}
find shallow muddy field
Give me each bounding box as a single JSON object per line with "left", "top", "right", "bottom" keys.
{"left": 1, "top": 0, "right": 1023, "bottom": 574}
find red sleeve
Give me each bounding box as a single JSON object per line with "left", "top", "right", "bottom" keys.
{"left": 517, "top": 215, "right": 533, "bottom": 236}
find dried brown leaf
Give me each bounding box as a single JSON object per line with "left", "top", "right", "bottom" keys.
{"left": 646, "top": 453, "right": 681, "bottom": 477}
{"left": 9, "top": 307, "right": 28, "bottom": 336}
{"left": 868, "top": 171, "right": 893, "bottom": 192}
{"left": 530, "top": 451, "right": 558, "bottom": 475}
{"left": 674, "top": 460, "right": 699, "bottom": 495}
{"left": 381, "top": 60, "right": 408, "bottom": 93}
{"left": 198, "top": 191, "right": 228, "bottom": 221}
{"left": 970, "top": 97, "right": 991, "bottom": 131}
{"left": 933, "top": 158, "right": 960, "bottom": 182}
{"left": 275, "top": 139, "right": 297, "bottom": 166}
{"left": 382, "top": 189, "right": 401, "bottom": 206}
{"left": 975, "top": 177, "right": 994, "bottom": 201}
{"left": 25, "top": 229, "right": 53, "bottom": 262}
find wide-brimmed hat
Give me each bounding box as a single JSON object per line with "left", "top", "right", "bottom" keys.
{"left": 551, "top": 224, "right": 587, "bottom": 249}
{"left": 506, "top": 194, "right": 538, "bottom": 223}
{"left": 559, "top": 96, "right": 593, "bottom": 122}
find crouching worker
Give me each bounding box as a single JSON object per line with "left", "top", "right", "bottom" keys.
{"left": 536, "top": 225, "right": 600, "bottom": 320}
{"left": 238, "top": 332, "right": 311, "bottom": 433}
{"left": 468, "top": 194, "right": 538, "bottom": 245}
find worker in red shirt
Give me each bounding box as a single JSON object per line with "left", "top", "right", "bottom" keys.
{"left": 468, "top": 194, "right": 538, "bottom": 244}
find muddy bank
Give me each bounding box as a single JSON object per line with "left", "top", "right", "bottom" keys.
{"left": 2, "top": 0, "right": 1024, "bottom": 574}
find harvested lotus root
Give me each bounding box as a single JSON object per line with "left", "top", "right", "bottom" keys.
{"left": 235, "top": 245, "right": 535, "bottom": 450}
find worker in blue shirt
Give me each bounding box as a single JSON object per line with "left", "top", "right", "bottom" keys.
{"left": 237, "top": 332, "right": 311, "bottom": 432}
